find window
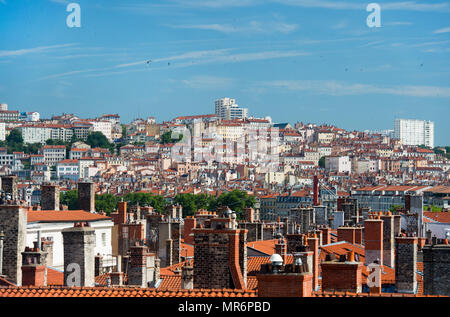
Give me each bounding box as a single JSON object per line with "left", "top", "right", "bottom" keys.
{"left": 102, "top": 233, "right": 106, "bottom": 247}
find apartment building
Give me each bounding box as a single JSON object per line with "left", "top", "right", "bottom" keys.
{"left": 394, "top": 119, "right": 434, "bottom": 148}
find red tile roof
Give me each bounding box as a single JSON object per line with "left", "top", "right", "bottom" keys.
{"left": 0, "top": 287, "right": 257, "bottom": 297}
{"left": 27, "top": 210, "right": 111, "bottom": 223}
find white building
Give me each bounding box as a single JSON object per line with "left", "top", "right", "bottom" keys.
{"left": 325, "top": 156, "right": 352, "bottom": 173}
{"left": 394, "top": 118, "right": 434, "bottom": 148}
{"left": 56, "top": 159, "right": 79, "bottom": 180}
{"left": 26, "top": 210, "right": 114, "bottom": 272}
{"left": 215, "top": 98, "right": 248, "bottom": 120}
{"left": 19, "top": 124, "right": 73, "bottom": 144}
{"left": 89, "top": 120, "right": 113, "bottom": 142}
{"left": 0, "top": 122, "right": 5, "bottom": 141}
{"left": 42, "top": 145, "right": 66, "bottom": 166}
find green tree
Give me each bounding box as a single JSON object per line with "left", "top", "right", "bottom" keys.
{"left": 60, "top": 190, "right": 78, "bottom": 210}
{"left": 160, "top": 131, "right": 182, "bottom": 144}
{"left": 389, "top": 204, "right": 402, "bottom": 213}
{"left": 86, "top": 131, "right": 114, "bottom": 153}
{"left": 5, "top": 129, "right": 24, "bottom": 152}
{"left": 215, "top": 190, "right": 256, "bottom": 220}
{"left": 95, "top": 194, "right": 119, "bottom": 215}
{"left": 318, "top": 156, "right": 326, "bottom": 168}
{"left": 122, "top": 192, "right": 167, "bottom": 213}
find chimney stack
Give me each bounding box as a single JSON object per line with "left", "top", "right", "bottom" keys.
{"left": 307, "top": 235, "right": 319, "bottom": 292}
{"left": 275, "top": 237, "right": 287, "bottom": 265}
{"left": 0, "top": 206, "right": 27, "bottom": 285}
{"left": 380, "top": 213, "right": 394, "bottom": 267}
{"left": 364, "top": 218, "right": 383, "bottom": 266}
{"left": 1, "top": 175, "right": 18, "bottom": 202}
{"left": 256, "top": 254, "right": 313, "bottom": 297}
{"left": 41, "top": 184, "right": 60, "bottom": 211}
{"left": 109, "top": 255, "right": 124, "bottom": 286}
{"left": 0, "top": 231, "right": 4, "bottom": 277}
{"left": 183, "top": 217, "right": 196, "bottom": 245}
{"left": 181, "top": 260, "right": 194, "bottom": 290}
{"left": 395, "top": 236, "right": 417, "bottom": 294}
{"left": 319, "top": 226, "right": 332, "bottom": 245}
{"left": 337, "top": 226, "right": 356, "bottom": 244}
{"left": 62, "top": 222, "right": 95, "bottom": 287}
{"left": 244, "top": 207, "right": 255, "bottom": 223}
{"left": 193, "top": 212, "right": 247, "bottom": 290}
{"left": 77, "top": 182, "right": 95, "bottom": 213}
{"left": 21, "top": 242, "right": 48, "bottom": 287}
{"left": 321, "top": 251, "right": 363, "bottom": 293}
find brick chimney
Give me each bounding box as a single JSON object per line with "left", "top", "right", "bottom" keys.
{"left": 77, "top": 182, "right": 95, "bottom": 213}
{"left": 423, "top": 243, "right": 450, "bottom": 296}
{"left": 181, "top": 259, "right": 194, "bottom": 290}
{"left": 21, "top": 242, "right": 48, "bottom": 287}
{"left": 62, "top": 222, "right": 95, "bottom": 287}
{"left": 40, "top": 238, "right": 54, "bottom": 267}
{"left": 354, "top": 226, "right": 363, "bottom": 245}
{"left": 321, "top": 251, "right": 363, "bottom": 293}
{"left": 337, "top": 226, "right": 356, "bottom": 244}
{"left": 0, "top": 206, "right": 27, "bottom": 286}
{"left": 41, "top": 184, "right": 60, "bottom": 211}
{"left": 319, "top": 226, "right": 332, "bottom": 245}
{"left": 0, "top": 231, "right": 4, "bottom": 277}
{"left": 395, "top": 236, "right": 417, "bottom": 293}
{"left": 193, "top": 212, "right": 247, "bottom": 290}
{"left": 109, "top": 255, "right": 124, "bottom": 286}
{"left": 286, "top": 234, "right": 307, "bottom": 254}
{"left": 112, "top": 201, "right": 127, "bottom": 225}
{"left": 244, "top": 207, "right": 255, "bottom": 223}
{"left": 183, "top": 217, "right": 196, "bottom": 245}
{"left": 380, "top": 213, "right": 394, "bottom": 267}
{"left": 256, "top": 255, "right": 313, "bottom": 297}
{"left": 364, "top": 218, "right": 383, "bottom": 266}
{"left": 393, "top": 215, "right": 401, "bottom": 237}
{"left": 275, "top": 237, "right": 287, "bottom": 265}
{"left": 128, "top": 244, "right": 148, "bottom": 287}
{"left": 307, "top": 235, "right": 319, "bottom": 292}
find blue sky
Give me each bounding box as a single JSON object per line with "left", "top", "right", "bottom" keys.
{"left": 0, "top": 0, "right": 449, "bottom": 145}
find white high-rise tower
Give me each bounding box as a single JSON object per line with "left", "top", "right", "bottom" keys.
{"left": 394, "top": 119, "right": 434, "bottom": 148}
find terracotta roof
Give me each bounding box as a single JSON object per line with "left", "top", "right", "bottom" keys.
{"left": 0, "top": 287, "right": 257, "bottom": 297}
{"left": 47, "top": 268, "right": 64, "bottom": 285}
{"left": 246, "top": 239, "right": 277, "bottom": 256}
{"left": 423, "top": 211, "right": 450, "bottom": 223}
{"left": 27, "top": 210, "right": 111, "bottom": 223}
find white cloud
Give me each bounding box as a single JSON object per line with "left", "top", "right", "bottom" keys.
{"left": 260, "top": 80, "right": 450, "bottom": 97}
{"left": 167, "top": 21, "right": 299, "bottom": 34}
{"left": 0, "top": 44, "right": 78, "bottom": 58}
{"left": 181, "top": 76, "right": 234, "bottom": 89}
{"left": 433, "top": 27, "right": 450, "bottom": 34}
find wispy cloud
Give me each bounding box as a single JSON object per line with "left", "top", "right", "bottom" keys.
{"left": 165, "top": 0, "right": 450, "bottom": 12}
{"left": 384, "top": 21, "right": 414, "bottom": 26}
{"left": 167, "top": 21, "right": 299, "bottom": 34}
{"left": 48, "top": 0, "right": 70, "bottom": 4}
{"left": 41, "top": 48, "right": 310, "bottom": 80}
{"left": 259, "top": 80, "right": 450, "bottom": 97}
{"left": 115, "top": 49, "right": 309, "bottom": 69}
{"left": 433, "top": 27, "right": 450, "bottom": 34}
{"left": 0, "top": 44, "right": 78, "bottom": 58}
{"left": 181, "top": 75, "right": 234, "bottom": 89}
